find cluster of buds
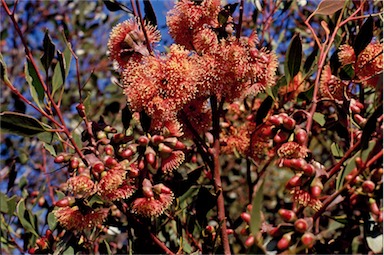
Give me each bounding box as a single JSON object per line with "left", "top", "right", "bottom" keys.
{"left": 52, "top": 115, "right": 188, "bottom": 231}
{"left": 344, "top": 157, "right": 383, "bottom": 222}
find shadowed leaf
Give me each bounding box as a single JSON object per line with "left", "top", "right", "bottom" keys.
{"left": 250, "top": 179, "right": 264, "bottom": 236}
{"left": 26, "top": 57, "right": 45, "bottom": 106}
{"left": 353, "top": 16, "right": 373, "bottom": 57}
{"left": 40, "top": 30, "right": 56, "bottom": 73}
{"left": 0, "top": 112, "right": 53, "bottom": 137}
{"left": 285, "top": 34, "right": 302, "bottom": 84}
{"left": 144, "top": 0, "right": 157, "bottom": 27}
{"left": 255, "top": 96, "right": 273, "bottom": 125}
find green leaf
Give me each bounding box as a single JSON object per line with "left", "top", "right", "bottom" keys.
{"left": 284, "top": 34, "right": 302, "bottom": 84}
{"left": 55, "top": 190, "right": 65, "bottom": 201}
{"left": 331, "top": 142, "right": 344, "bottom": 160}
{"left": 52, "top": 41, "right": 72, "bottom": 95}
{"left": 40, "top": 31, "right": 56, "bottom": 73}
{"left": 314, "top": 0, "right": 345, "bottom": 16}
{"left": 63, "top": 245, "right": 74, "bottom": 255}
{"left": 0, "top": 192, "right": 8, "bottom": 213}
{"left": 313, "top": 112, "right": 326, "bottom": 126}
{"left": 7, "top": 195, "right": 18, "bottom": 215}
{"left": 0, "top": 112, "right": 53, "bottom": 137}
{"left": 25, "top": 57, "right": 45, "bottom": 106}
{"left": 16, "top": 199, "right": 39, "bottom": 236}
{"left": 103, "top": 240, "right": 112, "bottom": 255}
{"left": 250, "top": 179, "right": 264, "bottom": 236}
{"left": 336, "top": 140, "right": 376, "bottom": 190}
{"left": 353, "top": 16, "right": 373, "bottom": 57}
{"left": 47, "top": 212, "right": 57, "bottom": 230}
{"left": 0, "top": 53, "right": 10, "bottom": 83}
{"left": 178, "top": 186, "right": 200, "bottom": 205}
{"left": 43, "top": 143, "right": 57, "bottom": 157}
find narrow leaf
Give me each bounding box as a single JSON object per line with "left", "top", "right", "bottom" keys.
{"left": 331, "top": 142, "right": 343, "bottom": 160}
{"left": 16, "top": 199, "right": 39, "bottom": 236}
{"left": 25, "top": 57, "right": 45, "bottom": 106}
{"left": 103, "top": 0, "right": 123, "bottom": 12}
{"left": 0, "top": 192, "right": 8, "bottom": 213}
{"left": 353, "top": 16, "right": 373, "bottom": 57}
{"left": 314, "top": 0, "right": 345, "bottom": 16}
{"left": 313, "top": 112, "right": 326, "bottom": 126}
{"left": 52, "top": 41, "right": 72, "bottom": 95}
{"left": 284, "top": 34, "right": 302, "bottom": 84}
{"left": 143, "top": 0, "right": 157, "bottom": 26}
{"left": 0, "top": 112, "right": 52, "bottom": 137}
{"left": 250, "top": 180, "right": 264, "bottom": 236}
{"left": 47, "top": 212, "right": 57, "bottom": 230}
{"left": 40, "top": 31, "right": 56, "bottom": 73}
{"left": 255, "top": 96, "right": 273, "bottom": 125}
{"left": 0, "top": 53, "right": 10, "bottom": 83}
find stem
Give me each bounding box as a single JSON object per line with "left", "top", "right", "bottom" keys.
{"left": 135, "top": 0, "right": 152, "bottom": 54}
{"left": 149, "top": 232, "right": 175, "bottom": 255}
{"left": 210, "top": 96, "right": 231, "bottom": 255}
{"left": 327, "top": 140, "right": 361, "bottom": 178}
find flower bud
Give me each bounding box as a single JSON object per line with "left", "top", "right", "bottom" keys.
{"left": 286, "top": 174, "right": 303, "bottom": 189}
{"left": 369, "top": 198, "right": 380, "bottom": 216}
{"left": 273, "top": 130, "right": 290, "bottom": 144}
{"left": 355, "top": 157, "right": 364, "bottom": 169}
{"left": 92, "top": 162, "right": 105, "bottom": 174}
{"left": 269, "top": 115, "right": 282, "bottom": 126}
{"left": 282, "top": 117, "right": 296, "bottom": 130}
{"left": 138, "top": 136, "right": 150, "bottom": 146}
{"left": 301, "top": 232, "right": 315, "bottom": 248}
{"left": 104, "top": 145, "right": 114, "bottom": 156}
{"left": 120, "top": 149, "right": 134, "bottom": 159}
{"left": 70, "top": 157, "right": 80, "bottom": 170}
{"left": 278, "top": 209, "right": 297, "bottom": 222}
{"left": 294, "top": 219, "right": 308, "bottom": 233}
{"left": 295, "top": 129, "right": 307, "bottom": 145}
{"left": 55, "top": 197, "right": 73, "bottom": 207}
{"left": 362, "top": 180, "right": 375, "bottom": 193}
{"left": 241, "top": 212, "right": 251, "bottom": 223}
{"left": 277, "top": 233, "right": 291, "bottom": 250}
{"left": 76, "top": 103, "right": 86, "bottom": 118}
{"left": 151, "top": 135, "right": 164, "bottom": 145}
{"left": 244, "top": 235, "right": 255, "bottom": 247}
{"left": 302, "top": 164, "right": 315, "bottom": 176}
{"left": 104, "top": 156, "right": 117, "bottom": 168}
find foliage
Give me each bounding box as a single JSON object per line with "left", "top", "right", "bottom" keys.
{"left": 0, "top": 0, "right": 383, "bottom": 254}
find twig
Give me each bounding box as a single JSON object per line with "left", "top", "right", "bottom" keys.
{"left": 210, "top": 96, "right": 231, "bottom": 255}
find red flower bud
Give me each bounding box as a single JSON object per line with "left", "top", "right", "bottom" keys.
{"left": 295, "top": 129, "right": 307, "bottom": 145}
{"left": 226, "top": 229, "right": 234, "bottom": 235}
{"left": 55, "top": 197, "right": 71, "bottom": 207}
{"left": 362, "top": 180, "right": 375, "bottom": 193}
{"left": 286, "top": 175, "right": 302, "bottom": 189}
{"left": 269, "top": 227, "right": 282, "bottom": 237}
{"left": 369, "top": 198, "right": 380, "bottom": 216}
{"left": 104, "top": 156, "right": 117, "bottom": 168}
{"left": 120, "top": 149, "right": 134, "bottom": 159}
{"left": 241, "top": 212, "right": 251, "bottom": 223}
{"left": 274, "top": 130, "right": 290, "bottom": 144}
{"left": 92, "top": 162, "right": 105, "bottom": 173}
{"left": 151, "top": 135, "right": 164, "bottom": 145}
{"left": 104, "top": 145, "right": 114, "bottom": 156}
{"left": 355, "top": 157, "right": 364, "bottom": 169}
{"left": 277, "top": 233, "right": 291, "bottom": 250}
{"left": 54, "top": 154, "right": 65, "bottom": 164}
{"left": 138, "top": 136, "right": 150, "bottom": 146}
{"left": 261, "top": 126, "right": 274, "bottom": 137}
{"left": 294, "top": 219, "right": 308, "bottom": 233}
{"left": 302, "top": 164, "right": 315, "bottom": 176}
{"left": 310, "top": 185, "right": 322, "bottom": 198}
{"left": 278, "top": 209, "right": 297, "bottom": 222}
{"left": 282, "top": 117, "right": 296, "bottom": 130}
{"left": 70, "top": 157, "right": 80, "bottom": 169}
{"left": 244, "top": 235, "right": 255, "bottom": 247}
{"left": 269, "top": 115, "right": 282, "bottom": 126}
{"left": 76, "top": 103, "right": 86, "bottom": 118}
{"left": 301, "top": 232, "right": 315, "bottom": 248}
